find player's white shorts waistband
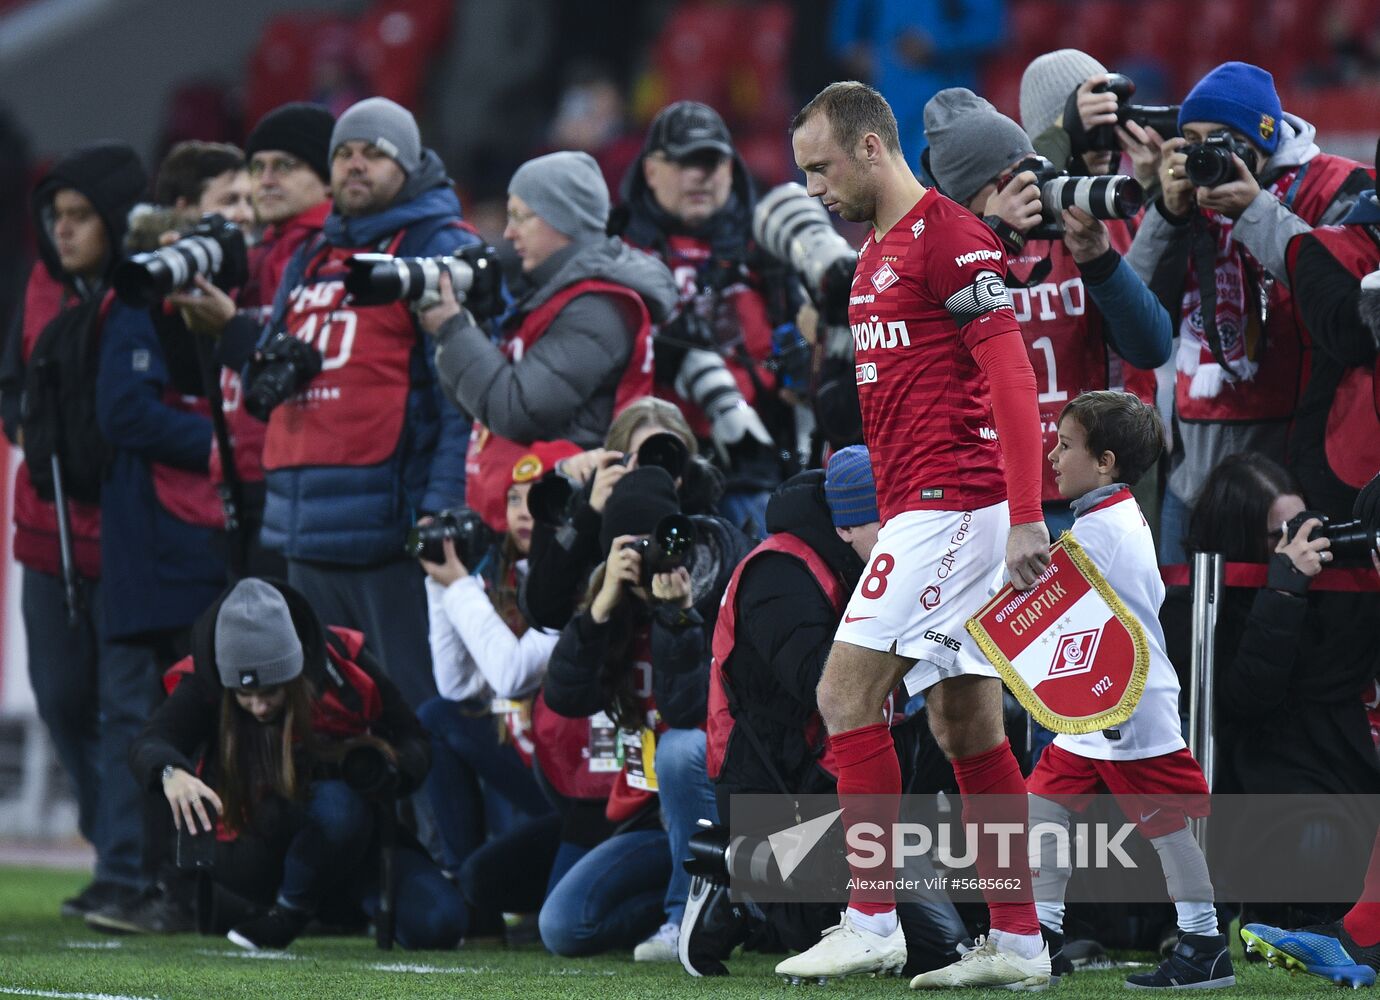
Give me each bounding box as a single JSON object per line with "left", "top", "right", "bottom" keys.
{"left": 833, "top": 503, "right": 1008, "bottom": 696}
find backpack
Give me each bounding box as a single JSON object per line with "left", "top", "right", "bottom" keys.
{"left": 21, "top": 293, "right": 111, "bottom": 504}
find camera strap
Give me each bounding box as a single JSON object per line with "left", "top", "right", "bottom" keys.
{"left": 192, "top": 334, "right": 246, "bottom": 577}
{"left": 716, "top": 664, "right": 804, "bottom": 810}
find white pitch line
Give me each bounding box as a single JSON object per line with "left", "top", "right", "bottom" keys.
{"left": 0, "top": 988, "right": 161, "bottom": 1000}
{"left": 367, "top": 964, "right": 495, "bottom": 974}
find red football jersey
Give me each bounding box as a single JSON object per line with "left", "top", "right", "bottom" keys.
{"left": 850, "top": 190, "right": 1021, "bottom": 523}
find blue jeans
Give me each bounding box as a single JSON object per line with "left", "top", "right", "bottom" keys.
{"left": 655, "top": 727, "right": 719, "bottom": 926}
{"left": 539, "top": 828, "right": 669, "bottom": 956}
{"left": 1159, "top": 487, "right": 1191, "bottom": 566}
{"left": 22, "top": 570, "right": 157, "bottom": 889}
{"left": 279, "top": 779, "right": 465, "bottom": 949}
{"left": 417, "top": 697, "right": 552, "bottom": 877}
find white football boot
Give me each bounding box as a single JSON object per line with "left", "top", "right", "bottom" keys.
{"left": 909, "top": 934, "right": 1052, "bottom": 991}
{"left": 775, "top": 911, "right": 907, "bottom": 984}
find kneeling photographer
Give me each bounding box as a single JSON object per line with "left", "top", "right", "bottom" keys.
{"left": 419, "top": 150, "right": 678, "bottom": 533}
{"left": 682, "top": 448, "right": 965, "bottom": 977}
{"left": 412, "top": 444, "right": 573, "bottom": 889}
{"left": 1125, "top": 61, "right": 1373, "bottom": 563}
{"left": 128, "top": 577, "right": 463, "bottom": 951}
{"left": 521, "top": 397, "right": 725, "bottom": 632}
{"left": 924, "top": 88, "right": 1171, "bottom": 533}
{"left": 541, "top": 466, "right": 746, "bottom": 960}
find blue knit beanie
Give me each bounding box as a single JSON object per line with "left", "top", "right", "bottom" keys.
{"left": 1179, "top": 62, "right": 1283, "bottom": 155}
{"left": 824, "top": 446, "right": 879, "bottom": 528}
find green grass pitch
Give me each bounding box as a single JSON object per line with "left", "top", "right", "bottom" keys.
{"left": 0, "top": 865, "right": 1356, "bottom": 998}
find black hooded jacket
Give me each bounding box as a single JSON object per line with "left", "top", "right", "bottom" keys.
{"left": 714, "top": 470, "right": 864, "bottom": 797}
{"left": 0, "top": 142, "right": 145, "bottom": 440}
{"left": 128, "top": 579, "right": 430, "bottom": 799}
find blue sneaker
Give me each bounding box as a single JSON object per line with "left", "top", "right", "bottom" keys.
{"left": 1241, "top": 920, "right": 1380, "bottom": 989}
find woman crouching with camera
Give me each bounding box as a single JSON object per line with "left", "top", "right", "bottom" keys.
{"left": 541, "top": 465, "right": 745, "bottom": 960}
{"left": 128, "top": 577, "right": 463, "bottom": 951}
{"left": 414, "top": 446, "right": 573, "bottom": 899}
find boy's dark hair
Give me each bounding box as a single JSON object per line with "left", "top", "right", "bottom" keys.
{"left": 790, "top": 81, "right": 902, "bottom": 156}
{"left": 1059, "top": 390, "right": 1164, "bottom": 485}
{"left": 154, "top": 141, "right": 244, "bottom": 208}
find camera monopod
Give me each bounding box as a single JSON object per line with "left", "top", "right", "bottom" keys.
{"left": 34, "top": 359, "right": 81, "bottom": 626}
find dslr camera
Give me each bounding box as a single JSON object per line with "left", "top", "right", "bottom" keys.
{"left": 1284, "top": 510, "right": 1380, "bottom": 566}
{"left": 621, "top": 513, "right": 697, "bottom": 588}
{"left": 1083, "top": 74, "right": 1181, "bottom": 152}
{"left": 528, "top": 432, "right": 690, "bottom": 529}
{"left": 1183, "top": 130, "right": 1259, "bottom": 188}
{"left": 1005, "top": 155, "right": 1145, "bottom": 241}
{"left": 405, "top": 507, "right": 496, "bottom": 567}
{"left": 345, "top": 244, "right": 503, "bottom": 317}
{"left": 113, "top": 213, "right": 249, "bottom": 307}
{"left": 243, "top": 331, "right": 324, "bottom": 421}
{"left": 753, "top": 182, "right": 857, "bottom": 325}
{"left": 340, "top": 742, "right": 400, "bottom": 799}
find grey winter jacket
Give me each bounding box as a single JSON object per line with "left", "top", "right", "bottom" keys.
{"left": 434, "top": 235, "right": 677, "bottom": 447}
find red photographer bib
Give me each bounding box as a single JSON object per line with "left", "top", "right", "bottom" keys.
{"left": 262, "top": 234, "right": 415, "bottom": 471}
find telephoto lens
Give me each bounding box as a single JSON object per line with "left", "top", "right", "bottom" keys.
{"left": 113, "top": 213, "right": 248, "bottom": 307}
{"left": 344, "top": 245, "right": 502, "bottom": 311}
{"left": 1040, "top": 174, "right": 1144, "bottom": 221}
{"left": 753, "top": 182, "right": 857, "bottom": 324}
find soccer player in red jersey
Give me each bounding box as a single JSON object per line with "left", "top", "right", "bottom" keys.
{"left": 779, "top": 82, "right": 1052, "bottom": 989}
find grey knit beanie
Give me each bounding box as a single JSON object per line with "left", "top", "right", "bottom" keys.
{"left": 215, "top": 579, "right": 303, "bottom": 690}
{"left": 509, "top": 150, "right": 610, "bottom": 239}
{"left": 330, "top": 97, "right": 422, "bottom": 175}
{"left": 1019, "top": 49, "right": 1109, "bottom": 140}
{"left": 924, "top": 89, "right": 1035, "bottom": 207}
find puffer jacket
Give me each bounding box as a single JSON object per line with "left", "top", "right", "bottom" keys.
{"left": 433, "top": 234, "right": 678, "bottom": 448}
{"left": 259, "top": 151, "right": 477, "bottom": 564}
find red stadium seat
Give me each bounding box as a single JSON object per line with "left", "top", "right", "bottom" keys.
{"left": 244, "top": 12, "right": 355, "bottom": 128}
{"left": 355, "top": 0, "right": 453, "bottom": 109}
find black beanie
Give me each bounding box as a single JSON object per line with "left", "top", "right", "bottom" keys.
{"left": 245, "top": 102, "right": 334, "bottom": 184}
{"left": 600, "top": 467, "right": 682, "bottom": 554}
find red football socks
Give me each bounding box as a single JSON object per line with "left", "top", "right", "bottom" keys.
{"left": 831, "top": 722, "right": 901, "bottom": 916}
{"left": 1344, "top": 828, "right": 1380, "bottom": 947}
{"left": 951, "top": 738, "right": 1040, "bottom": 935}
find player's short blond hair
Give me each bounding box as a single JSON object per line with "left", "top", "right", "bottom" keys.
{"left": 790, "top": 81, "right": 902, "bottom": 157}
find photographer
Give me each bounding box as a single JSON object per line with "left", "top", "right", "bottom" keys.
{"left": 541, "top": 467, "right": 736, "bottom": 960}
{"left": 1125, "top": 62, "right": 1374, "bottom": 563}
{"left": 923, "top": 88, "right": 1171, "bottom": 532}
{"left": 421, "top": 149, "right": 677, "bottom": 535}
{"left": 612, "top": 101, "right": 806, "bottom": 538}
{"left": 414, "top": 444, "right": 575, "bottom": 882}
{"left": 95, "top": 143, "right": 251, "bottom": 667}
{"left": 0, "top": 142, "right": 148, "bottom": 918}
{"left": 1285, "top": 144, "right": 1380, "bottom": 521}
{"left": 164, "top": 103, "right": 336, "bottom": 578}
{"left": 521, "top": 396, "right": 725, "bottom": 632}
{"left": 127, "top": 577, "right": 462, "bottom": 950}
{"left": 685, "top": 448, "right": 964, "bottom": 976}
{"left": 1018, "top": 48, "right": 1167, "bottom": 194}
{"left": 256, "top": 97, "right": 479, "bottom": 708}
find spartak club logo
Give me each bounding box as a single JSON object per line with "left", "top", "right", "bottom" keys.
{"left": 871, "top": 263, "right": 899, "bottom": 293}
{"left": 1048, "top": 627, "right": 1102, "bottom": 678}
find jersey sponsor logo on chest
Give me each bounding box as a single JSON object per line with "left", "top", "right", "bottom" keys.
{"left": 851, "top": 315, "right": 911, "bottom": 352}
{"left": 871, "top": 262, "right": 899, "bottom": 293}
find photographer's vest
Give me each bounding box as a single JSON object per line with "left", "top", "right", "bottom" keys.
{"left": 1286, "top": 222, "right": 1380, "bottom": 489}
{"left": 162, "top": 626, "right": 382, "bottom": 737}
{"left": 150, "top": 388, "right": 223, "bottom": 529}
{"left": 1007, "top": 222, "right": 1134, "bottom": 503}
{"left": 210, "top": 203, "right": 330, "bottom": 490}
{"left": 464, "top": 278, "right": 653, "bottom": 532}
{"left": 530, "top": 691, "right": 618, "bottom": 801}
{"left": 11, "top": 263, "right": 105, "bottom": 579}
{"left": 1176, "top": 154, "right": 1365, "bottom": 425}
{"left": 262, "top": 229, "right": 416, "bottom": 472}
{"left": 706, "top": 533, "right": 843, "bottom": 782}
